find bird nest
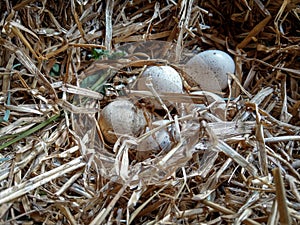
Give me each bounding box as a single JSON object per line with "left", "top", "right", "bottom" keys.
{"left": 0, "top": 1, "right": 300, "bottom": 224}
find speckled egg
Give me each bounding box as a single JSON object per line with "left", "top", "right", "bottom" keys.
{"left": 136, "top": 127, "right": 172, "bottom": 160}
{"left": 99, "top": 99, "right": 146, "bottom": 144}
{"left": 185, "top": 50, "right": 235, "bottom": 92}
{"left": 138, "top": 128, "right": 171, "bottom": 152}
{"left": 137, "top": 65, "right": 183, "bottom": 93}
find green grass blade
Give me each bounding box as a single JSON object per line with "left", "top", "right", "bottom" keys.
{"left": 0, "top": 113, "right": 61, "bottom": 151}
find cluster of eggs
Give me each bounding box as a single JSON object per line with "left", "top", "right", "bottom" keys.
{"left": 98, "top": 50, "right": 235, "bottom": 154}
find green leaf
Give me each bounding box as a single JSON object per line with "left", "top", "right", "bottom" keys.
{"left": 91, "top": 49, "right": 110, "bottom": 59}
{"left": 50, "top": 63, "right": 60, "bottom": 76}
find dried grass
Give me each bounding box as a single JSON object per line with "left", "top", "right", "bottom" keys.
{"left": 0, "top": 0, "right": 300, "bottom": 224}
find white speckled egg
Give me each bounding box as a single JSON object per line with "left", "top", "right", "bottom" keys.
{"left": 185, "top": 50, "right": 235, "bottom": 92}
{"left": 137, "top": 66, "right": 183, "bottom": 93}
{"left": 99, "top": 99, "right": 146, "bottom": 144}
{"left": 136, "top": 127, "right": 171, "bottom": 160}
{"left": 138, "top": 128, "right": 171, "bottom": 152}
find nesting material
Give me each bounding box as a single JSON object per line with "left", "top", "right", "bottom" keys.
{"left": 1, "top": 1, "right": 300, "bottom": 225}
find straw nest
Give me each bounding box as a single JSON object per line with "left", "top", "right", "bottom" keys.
{"left": 0, "top": 1, "right": 300, "bottom": 224}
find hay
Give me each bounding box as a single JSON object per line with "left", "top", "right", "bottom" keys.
{"left": 0, "top": 0, "right": 300, "bottom": 224}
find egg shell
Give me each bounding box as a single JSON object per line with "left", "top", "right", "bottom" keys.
{"left": 185, "top": 50, "right": 235, "bottom": 91}
{"left": 136, "top": 128, "right": 172, "bottom": 161}
{"left": 138, "top": 128, "right": 171, "bottom": 152}
{"left": 99, "top": 99, "right": 146, "bottom": 144}
{"left": 137, "top": 66, "right": 183, "bottom": 93}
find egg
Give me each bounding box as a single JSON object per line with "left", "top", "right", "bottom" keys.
{"left": 137, "top": 65, "right": 183, "bottom": 108}
{"left": 185, "top": 50, "right": 235, "bottom": 92}
{"left": 136, "top": 127, "right": 172, "bottom": 160}
{"left": 138, "top": 128, "right": 171, "bottom": 152}
{"left": 99, "top": 99, "right": 146, "bottom": 144}
{"left": 137, "top": 65, "right": 183, "bottom": 94}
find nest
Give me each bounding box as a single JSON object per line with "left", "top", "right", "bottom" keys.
{"left": 0, "top": 0, "right": 300, "bottom": 224}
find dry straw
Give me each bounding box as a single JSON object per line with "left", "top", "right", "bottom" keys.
{"left": 0, "top": 0, "right": 300, "bottom": 224}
